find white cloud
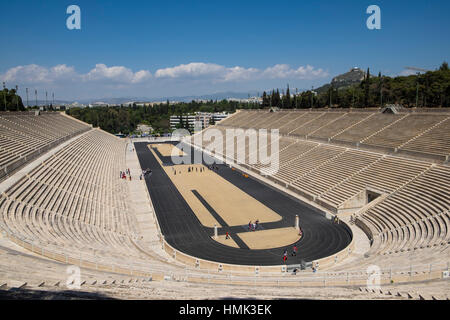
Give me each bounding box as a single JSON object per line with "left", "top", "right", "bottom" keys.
{"left": 223, "top": 66, "right": 260, "bottom": 81}
{"left": 262, "top": 64, "right": 328, "bottom": 79}
{"left": 154, "top": 62, "right": 327, "bottom": 82}
{"left": 83, "top": 64, "right": 151, "bottom": 83}
{"left": 133, "top": 70, "right": 152, "bottom": 83}
{"left": 1, "top": 62, "right": 327, "bottom": 84}
{"left": 155, "top": 62, "right": 224, "bottom": 79}
{"left": 0, "top": 62, "right": 328, "bottom": 98}
{"left": 0, "top": 63, "right": 151, "bottom": 85}
{"left": 50, "top": 64, "right": 76, "bottom": 77}
{"left": 398, "top": 69, "right": 423, "bottom": 77}
{"left": 1, "top": 64, "right": 76, "bottom": 83}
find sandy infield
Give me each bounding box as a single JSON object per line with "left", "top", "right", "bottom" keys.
{"left": 237, "top": 227, "right": 301, "bottom": 250}
{"left": 151, "top": 143, "right": 186, "bottom": 157}
{"left": 149, "top": 144, "right": 302, "bottom": 249}
{"left": 149, "top": 146, "right": 282, "bottom": 228}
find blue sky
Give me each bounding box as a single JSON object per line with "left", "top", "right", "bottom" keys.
{"left": 0, "top": 0, "right": 448, "bottom": 101}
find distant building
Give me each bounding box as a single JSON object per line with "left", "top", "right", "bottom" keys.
{"left": 122, "top": 102, "right": 151, "bottom": 107}
{"left": 227, "top": 96, "right": 262, "bottom": 104}
{"left": 211, "top": 112, "right": 229, "bottom": 123}
{"left": 66, "top": 102, "right": 87, "bottom": 109}
{"left": 89, "top": 102, "right": 109, "bottom": 108}
{"left": 122, "top": 101, "right": 179, "bottom": 107}
{"left": 136, "top": 124, "right": 153, "bottom": 134}
{"left": 170, "top": 112, "right": 230, "bottom": 133}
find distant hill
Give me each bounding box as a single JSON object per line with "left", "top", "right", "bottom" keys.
{"left": 307, "top": 61, "right": 449, "bottom": 109}
{"left": 316, "top": 67, "right": 366, "bottom": 93}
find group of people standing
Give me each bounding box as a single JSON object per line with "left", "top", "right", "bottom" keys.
{"left": 188, "top": 166, "right": 204, "bottom": 173}
{"left": 120, "top": 168, "right": 132, "bottom": 181}
{"left": 172, "top": 166, "right": 205, "bottom": 175}
{"left": 209, "top": 165, "right": 220, "bottom": 172}
{"left": 283, "top": 244, "right": 298, "bottom": 263}
{"left": 248, "top": 220, "right": 260, "bottom": 231}
{"left": 140, "top": 168, "right": 152, "bottom": 180}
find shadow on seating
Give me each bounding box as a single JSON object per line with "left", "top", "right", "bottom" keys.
{"left": 0, "top": 288, "right": 117, "bottom": 300}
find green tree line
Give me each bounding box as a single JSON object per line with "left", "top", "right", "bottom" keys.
{"left": 66, "top": 99, "right": 259, "bottom": 135}
{"left": 0, "top": 88, "right": 25, "bottom": 111}
{"left": 262, "top": 62, "right": 450, "bottom": 109}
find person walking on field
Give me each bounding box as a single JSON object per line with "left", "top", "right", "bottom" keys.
{"left": 283, "top": 250, "right": 288, "bottom": 264}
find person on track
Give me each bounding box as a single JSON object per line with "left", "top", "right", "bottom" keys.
{"left": 283, "top": 250, "right": 288, "bottom": 263}
{"left": 292, "top": 244, "right": 298, "bottom": 257}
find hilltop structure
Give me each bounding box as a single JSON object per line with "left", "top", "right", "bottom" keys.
{"left": 316, "top": 67, "right": 367, "bottom": 94}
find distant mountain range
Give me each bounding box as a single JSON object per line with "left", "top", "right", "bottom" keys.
{"left": 27, "top": 91, "right": 265, "bottom": 106}
{"left": 24, "top": 100, "right": 73, "bottom": 106}
{"left": 25, "top": 68, "right": 366, "bottom": 106}
{"left": 156, "top": 91, "right": 262, "bottom": 102}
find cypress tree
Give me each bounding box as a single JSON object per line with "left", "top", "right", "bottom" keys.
{"left": 364, "top": 68, "right": 371, "bottom": 107}
{"left": 262, "top": 91, "right": 270, "bottom": 108}
{"left": 285, "top": 85, "right": 291, "bottom": 109}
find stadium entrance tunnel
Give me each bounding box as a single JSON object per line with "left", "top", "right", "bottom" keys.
{"left": 367, "top": 189, "right": 382, "bottom": 203}
{"left": 337, "top": 187, "right": 386, "bottom": 215}
{"left": 134, "top": 141, "right": 353, "bottom": 267}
